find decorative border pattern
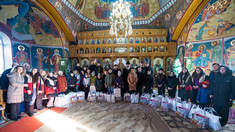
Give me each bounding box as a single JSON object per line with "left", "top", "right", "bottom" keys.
{"left": 60, "top": 0, "right": 177, "bottom": 27}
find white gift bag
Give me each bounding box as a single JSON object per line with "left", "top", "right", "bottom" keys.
{"left": 185, "top": 102, "right": 192, "bottom": 109}
{"left": 111, "top": 94, "right": 115, "bottom": 103}
{"left": 54, "top": 95, "right": 71, "bottom": 107}
{"left": 77, "top": 91, "right": 85, "bottom": 102}
{"left": 188, "top": 105, "right": 203, "bottom": 118}
{"left": 172, "top": 99, "right": 177, "bottom": 111}
{"left": 131, "top": 94, "right": 135, "bottom": 104}
{"left": 135, "top": 93, "right": 139, "bottom": 103}
{"left": 90, "top": 86, "right": 96, "bottom": 93}
{"left": 107, "top": 94, "right": 111, "bottom": 103}
{"left": 103, "top": 93, "right": 107, "bottom": 102}
{"left": 114, "top": 88, "right": 121, "bottom": 97}
{"left": 124, "top": 93, "right": 131, "bottom": 103}
{"left": 204, "top": 108, "right": 221, "bottom": 130}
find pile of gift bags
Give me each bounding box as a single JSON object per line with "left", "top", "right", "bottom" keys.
{"left": 54, "top": 92, "right": 85, "bottom": 107}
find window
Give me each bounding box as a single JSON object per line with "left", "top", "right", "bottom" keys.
{"left": 0, "top": 32, "right": 12, "bottom": 74}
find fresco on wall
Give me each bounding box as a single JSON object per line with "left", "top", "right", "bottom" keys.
{"left": 67, "top": 0, "right": 159, "bottom": 22}
{"left": 12, "top": 43, "right": 30, "bottom": 66}
{"left": 153, "top": 58, "right": 163, "bottom": 73}
{"left": 173, "top": 45, "right": 185, "bottom": 76}
{"left": 187, "top": 0, "right": 235, "bottom": 42}
{"left": 0, "top": 1, "right": 62, "bottom": 46}
{"left": 185, "top": 39, "right": 223, "bottom": 74}
{"left": 223, "top": 37, "right": 235, "bottom": 74}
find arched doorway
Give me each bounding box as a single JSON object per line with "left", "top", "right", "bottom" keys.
{"left": 0, "top": 31, "right": 12, "bottom": 74}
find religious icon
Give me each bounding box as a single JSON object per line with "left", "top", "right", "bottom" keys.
{"left": 14, "top": 45, "right": 29, "bottom": 65}
{"left": 85, "top": 39, "right": 89, "bottom": 45}
{"left": 193, "top": 44, "right": 211, "bottom": 67}
{"left": 165, "top": 13, "right": 171, "bottom": 21}
{"left": 147, "top": 47, "right": 152, "bottom": 52}
{"left": 91, "top": 33, "right": 93, "bottom": 36}
{"left": 147, "top": 37, "right": 152, "bottom": 43}
{"left": 135, "top": 37, "right": 140, "bottom": 43}
{"left": 116, "top": 58, "right": 126, "bottom": 72}
{"left": 96, "top": 39, "right": 100, "bottom": 44}
{"left": 130, "top": 58, "right": 139, "bottom": 69}
{"left": 91, "top": 48, "right": 95, "bottom": 53}
{"left": 102, "top": 39, "right": 106, "bottom": 44}
{"left": 35, "top": 48, "right": 47, "bottom": 70}
{"left": 79, "top": 39, "right": 84, "bottom": 45}
{"left": 96, "top": 48, "right": 101, "bottom": 53}
{"left": 176, "top": 10, "right": 183, "bottom": 20}
{"left": 135, "top": 47, "right": 140, "bottom": 52}
{"left": 108, "top": 38, "right": 112, "bottom": 44}
{"left": 90, "top": 39, "right": 95, "bottom": 45}
{"left": 113, "top": 38, "right": 117, "bottom": 44}
{"left": 166, "top": 57, "right": 173, "bottom": 72}
{"left": 129, "top": 37, "right": 134, "bottom": 43}
{"left": 149, "top": 31, "right": 152, "bottom": 34}
{"left": 185, "top": 44, "right": 193, "bottom": 58}
{"left": 102, "top": 48, "right": 106, "bottom": 53}
{"left": 129, "top": 47, "right": 134, "bottom": 53}
{"left": 85, "top": 48, "right": 89, "bottom": 54}
{"left": 153, "top": 46, "right": 158, "bottom": 52}
{"left": 153, "top": 58, "right": 163, "bottom": 73}
{"left": 142, "top": 37, "right": 146, "bottom": 43}
{"left": 50, "top": 49, "right": 61, "bottom": 73}
{"left": 160, "top": 46, "right": 165, "bottom": 52}
{"left": 114, "top": 48, "right": 119, "bottom": 53}
{"left": 81, "top": 59, "right": 89, "bottom": 68}
{"left": 108, "top": 48, "right": 112, "bottom": 53}
{"left": 103, "top": 58, "right": 112, "bottom": 71}
{"left": 160, "top": 37, "right": 165, "bottom": 42}
{"left": 142, "top": 32, "right": 145, "bottom": 34}
{"left": 141, "top": 46, "right": 146, "bottom": 52}
{"left": 154, "top": 37, "right": 159, "bottom": 43}
{"left": 80, "top": 48, "right": 84, "bottom": 54}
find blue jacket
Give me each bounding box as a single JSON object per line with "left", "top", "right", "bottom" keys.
{"left": 197, "top": 88, "right": 211, "bottom": 105}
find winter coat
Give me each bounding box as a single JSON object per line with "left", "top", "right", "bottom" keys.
{"left": 142, "top": 66, "right": 153, "bottom": 75}
{"left": 0, "top": 68, "right": 11, "bottom": 90}
{"left": 156, "top": 73, "right": 167, "bottom": 88}
{"left": 115, "top": 76, "right": 123, "bottom": 88}
{"left": 210, "top": 67, "right": 235, "bottom": 107}
{"left": 45, "top": 77, "right": 59, "bottom": 97}
{"left": 167, "top": 75, "right": 178, "bottom": 91}
{"left": 73, "top": 66, "right": 82, "bottom": 74}
{"left": 89, "top": 64, "right": 97, "bottom": 73}
{"left": 105, "top": 73, "right": 115, "bottom": 87}
{"left": 197, "top": 88, "right": 211, "bottom": 105}
{"left": 137, "top": 71, "right": 145, "bottom": 86}
{"left": 123, "top": 67, "right": 130, "bottom": 83}
{"left": 102, "top": 74, "right": 106, "bottom": 89}
{"left": 113, "top": 68, "right": 120, "bottom": 77}
{"left": 67, "top": 76, "right": 77, "bottom": 86}
{"left": 95, "top": 78, "right": 103, "bottom": 91}
{"left": 7, "top": 72, "right": 25, "bottom": 103}
{"left": 127, "top": 72, "right": 138, "bottom": 91}
{"left": 57, "top": 75, "right": 68, "bottom": 92}
{"left": 178, "top": 72, "right": 192, "bottom": 90}
{"left": 143, "top": 74, "right": 154, "bottom": 93}
{"left": 96, "top": 66, "right": 103, "bottom": 75}
{"left": 24, "top": 75, "right": 32, "bottom": 102}
{"left": 209, "top": 71, "right": 220, "bottom": 83}
{"left": 83, "top": 77, "right": 90, "bottom": 87}
{"left": 192, "top": 73, "right": 207, "bottom": 88}
{"left": 90, "top": 76, "right": 96, "bottom": 85}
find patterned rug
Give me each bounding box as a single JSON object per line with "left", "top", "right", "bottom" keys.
{"left": 36, "top": 102, "right": 170, "bottom": 132}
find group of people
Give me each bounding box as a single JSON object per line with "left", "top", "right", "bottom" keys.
{"left": 0, "top": 61, "right": 234, "bottom": 127}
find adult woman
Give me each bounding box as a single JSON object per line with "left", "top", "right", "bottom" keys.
{"left": 45, "top": 72, "right": 59, "bottom": 108}
{"left": 156, "top": 68, "right": 167, "bottom": 96}
{"left": 210, "top": 66, "right": 235, "bottom": 126}
{"left": 127, "top": 68, "right": 138, "bottom": 94}
{"left": 167, "top": 71, "right": 178, "bottom": 98}
{"left": 7, "top": 66, "right": 28, "bottom": 121}
{"left": 191, "top": 67, "right": 208, "bottom": 104}
{"left": 178, "top": 68, "right": 192, "bottom": 102}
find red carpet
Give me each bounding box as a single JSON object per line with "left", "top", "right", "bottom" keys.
{"left": 0, "top": 107, "right": 67, "bottom": 132}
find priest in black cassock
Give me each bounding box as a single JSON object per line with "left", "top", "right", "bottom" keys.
{"left": 123, "top": 61, "right": 131, "bottom": 93}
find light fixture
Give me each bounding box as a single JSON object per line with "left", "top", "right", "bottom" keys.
{"left": 109, "top": 0, "right": 133, "bottom": 37}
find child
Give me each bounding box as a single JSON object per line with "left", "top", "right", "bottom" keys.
{"left": 83, "top": 73, "right": 90, "bottom": 99}
{"left": 90, "top": 71, "right": 96, "bottom": 86}
{"left": 57, "top": 71, "right": 67, "bottom": 94}
{"left": 196, "top": 80, "right": 211, "bottom": 108}
{"left": 143, "top": 70, "right": 154, "bottom": 94}
{"left": 95, "top": 73, "right": 103, "bottom": 92}
{"left": 67, "top": 72, "right": 77, "bottom": 92}
{"left": 76, "top": 72, "right": 81, "bottom": 92}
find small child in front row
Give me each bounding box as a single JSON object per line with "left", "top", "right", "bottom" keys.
{"left": 83, "top": 73, "right": 90, "bottom": 99}
{"left": 196, "top": 80, "right": 211, "bottom": 108}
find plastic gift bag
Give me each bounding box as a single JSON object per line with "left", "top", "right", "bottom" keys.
{"left": 192, "top": 113, "right": 209, "bottom": 128}
{"left": 107, "top": 93, "right": 111, "bottom": 103}
{"left": 171, "top": 99, "right": 178, "bottom": 111}
{"left": 54, "top": 94, "right": 71, "bottom": 107}
{"left": 228, "top": 107, "right": 235, "bottom": 124}
{"left": 188, "top": 105, "right": 203, "bottom": 119}
{"left": 90, "top": 86, "right": 96, "bottom": 93}
{"left": 161, "top": 101, "right": 170, "bottom": 111}
{"left": 176, "top": 106, "right": 190, "bottom": 118}
{"left": 88, "top": 92, "right": 96, "bottom": 102}
{"left": 124, "top": 93, "right": 131, "bottom": 103}
{"left": 97, "top": 93, "right": 105, "bottom": 103}
{"left": 77, "top": 91, "right": 85, "bottom": 103}
{"left": 114, "top": 88, "right": 121, "bottom": 97}
{"left": 148, "top": 100, "right": 160, "bottom": 108}
{"left": 70, "top": 96, "right": 77, "bottom": 104}
{"left": 111, "top": 94, "right": 115, "bottom": 103}
{"left": 135, "top": 93, "right": 139, "bottom": 103}
{"left": 131, "top": 94, "right": 135, "bottom": 104}
{"left": 204, "top": 108, "right": 221, "bottom": 130}
{"left": 115, "top": 97, "right": 122, "bottom": 103}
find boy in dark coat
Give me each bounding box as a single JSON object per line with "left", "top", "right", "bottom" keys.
{"left": 167, "top": 71, "right": 178, "bottom": 98}
{"left": 67, "top": 72, "right": 77, "bottom": 92}
{"left": 210, "top": 66, "right": 235, "bottom": 126}
{"left": 156, "top": 68, "right": 167, "bottom": 96}
{"left": 143, "top": 70, "right": 154, "bottom": 94}
{"left": 95, "top": 73, "right": 103, "bottom": 92}
{"left": 137, "top": 67, "right": 144, "bottom": 96}
{"left": 196, "top": 80, "right": 211, "bottom": 108}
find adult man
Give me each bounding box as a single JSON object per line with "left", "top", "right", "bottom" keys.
{"left": 123, "top": 61, "right": 131, "bottom": 93}
{"left": 112, "top": 64, "right": 120, "bottom": 77}
{"left": 136, "top": 67, "right": 144, "bottom": 95}
{"left": 73, "top": 63, "right": 82, "bottom": 74}
{"left": 95, "top": 62, "right": 103, "bottom": 76}
{"left": 210, "top": 66, "right": 235, "bottom": 126}
{"left": 89, "top": 61, "right": 97, "bottom": 73}
{"left": 105, "top": 68, "right": 115, "bottom": 94}
{"left": 209, "top": 63, "right": 220, "bottom": 83}
{"left": 143, "top": 62, "right": 153, "bottom": 75}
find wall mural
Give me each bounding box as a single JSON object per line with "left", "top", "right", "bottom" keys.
{"left": 0, "top": 1, "right": 62, "bottom": 46}
{"left": 12, "top": 43, "right": 30, "bottom": 66}
{"left": 173, "top": 44, "right": 185, "bottom": 76}
{"left": 67, "top": 0, "right": 159, "bottom": 22}
{"left": 223, "top": 37, "right": 235, "bottom": 74}
{"left": 187, "top": 0, "right": 235, "bottom": 42}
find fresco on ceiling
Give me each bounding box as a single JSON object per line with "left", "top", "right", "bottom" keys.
{"left": 223, "top": 37, "right": 235, "bottom": 74}
{"left": 185, "top": 39, "right": 224, "bottom": 75}
{"left": 0, "top": 1, "right": 63, "bottom": 46}
{"left": 67, "top": 0, "right": 159, "bottom": 22}
{"left": 187, "top": 0, "right": 235, "bottom": 42}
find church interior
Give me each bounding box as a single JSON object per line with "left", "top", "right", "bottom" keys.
{"left": 0, "top": 0, "right": 234, "bottom": 131}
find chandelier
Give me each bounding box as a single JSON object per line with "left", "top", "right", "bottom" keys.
{"left": 109, "top": 0, "right": 133, "bottom": 37}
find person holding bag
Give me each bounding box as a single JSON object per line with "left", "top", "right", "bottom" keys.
{"left": 45, "top": 72, "right": 59, "bottom": 108}
{"left": 210, "top": 66, "right": 235, "bottom": 126}
{"left": 178, "top": 67, "right": 192, "bottom": 102}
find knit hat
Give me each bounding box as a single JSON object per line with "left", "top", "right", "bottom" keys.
{"left": 91, "top": 71, "right": 95, "bottom": 75}
{"left": 118, "top": 71, "right": 121, "bottom": 75}
{"left": 97, "top": 73, "right": 101, "bottom": 77}
{"left": 202, "top": 80, "right": 210, "bottom": 88}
